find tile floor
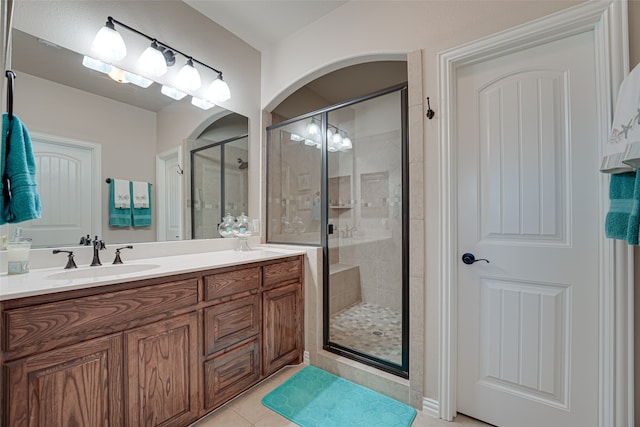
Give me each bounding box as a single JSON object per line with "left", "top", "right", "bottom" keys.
{"left": 191, "top": 364, "right": 491, "bottom": 427}
{"left": 330, "top": 302, "right": 403, "bottom": 364}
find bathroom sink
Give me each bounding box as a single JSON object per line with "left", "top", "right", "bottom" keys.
{"left": 46, "top": 264, "right": 161, "bottom": 280}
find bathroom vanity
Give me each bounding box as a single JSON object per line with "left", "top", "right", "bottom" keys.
{"left": 0, "top": 249, "right": 304, "bottom": 427}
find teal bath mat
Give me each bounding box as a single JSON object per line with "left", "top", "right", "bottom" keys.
{"left": 262, "top": 366, "right": 416, "bottom": 427}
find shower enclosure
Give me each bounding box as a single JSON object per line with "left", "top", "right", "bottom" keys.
{"left": 266, "top": 84, "right": 408, "bottom": 376}
{"left": 190, "top": 135, "right": 249, "bottom": 239}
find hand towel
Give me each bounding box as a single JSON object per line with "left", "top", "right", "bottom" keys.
{"left": 601, "top": 62, "right": 640, "bottom": 173}
{"left": 0, "top": 113, "right": 41, "bottom": 224}
{"left": 113, "top": 178, "right": 130, "bottom": 209}
{"left": 109, "top": 180, "right": 131, "bottom": 227}
{"left": 605, "top": 171, "right": 640, "bottom": 243}
{"left": 131, "top": 181, "right": 152, "bottom": 227}
{"left": 132, "top": 180, "right": 150, "bottom": 208}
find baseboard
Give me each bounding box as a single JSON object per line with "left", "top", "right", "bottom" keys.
{"left": 422, "top": 397, "right": 439, "bottom": 418}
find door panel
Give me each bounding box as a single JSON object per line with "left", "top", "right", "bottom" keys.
{"left": 20, "top": 139, "right": 95, "bottom": 247}
{"left": 457, "top": 31, "right": 598, "bottom": 427}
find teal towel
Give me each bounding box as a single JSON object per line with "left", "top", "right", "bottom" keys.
{"left": 0, "top": 113, "right": 41, "bottom": 224}
{"left": 605, "top": 172, "right": 640, "bottom": 244}
{"left": 109, "top": 180, "right": 131, "bottom": 227}
{"left": 131, "top": 181, "right": 151, "bottom": 227}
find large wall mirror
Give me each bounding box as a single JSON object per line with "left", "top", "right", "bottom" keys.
{"left": 9, "top": 27, "right": 249, "bottom": 248}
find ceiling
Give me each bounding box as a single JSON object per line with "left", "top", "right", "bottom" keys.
{"left": 183, "top": 0, "right": 348, "bottom": 51}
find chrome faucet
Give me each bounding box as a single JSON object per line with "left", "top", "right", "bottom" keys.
{"left": 91, "top": 235, "right": 106, "bottom": 266}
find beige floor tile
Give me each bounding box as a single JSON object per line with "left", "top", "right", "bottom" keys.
{"left": 190, "top": 406, "right": 252, "bottom": 427}
{"left": 192, "top": 363, "right": 492, "bottom": 427}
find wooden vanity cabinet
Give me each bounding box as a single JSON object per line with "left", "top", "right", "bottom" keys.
{"left": 262, "top": 258, "right": 304, "bottom": 376}
{"left": 0, "top": 255, "right": 304, "bottom": 427}
{"left": 5, "top": 334, "right": 123, "bottom": 427}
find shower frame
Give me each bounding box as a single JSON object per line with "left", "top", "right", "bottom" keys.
{"left": 265, "top": 83, "right": 410, "bottom": 378}
{"left": 190, "top": 133, "right": 248, "bottom": 239}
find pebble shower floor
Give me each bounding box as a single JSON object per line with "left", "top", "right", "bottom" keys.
{"left": 329, "top": 302, "right": 402, "bottom": 364}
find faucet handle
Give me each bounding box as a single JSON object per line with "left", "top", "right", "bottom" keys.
{"left": 79, "top": 234, "right": 92, "bottom": 245}
{"left": 113, "top": 245, "right": 133, "bottom": 264}
{"left": 53, "top": 249, "right": 78, "bottom": 269}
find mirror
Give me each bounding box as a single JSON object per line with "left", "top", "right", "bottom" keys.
{"left": 9, "top": 28, "right": 249, "bottom": 247}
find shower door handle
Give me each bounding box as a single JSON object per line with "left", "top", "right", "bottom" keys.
{"left": 462, "top": 253, "right": 489, "bottom": 265}
{"left": 328, "top": 224, "right": 334, "bottom": 235}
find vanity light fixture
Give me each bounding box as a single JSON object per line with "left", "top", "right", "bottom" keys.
{"left": 191, "top": 96, "right": 215, "bottom": 110}
{"left": 91, "top": 18, "right": 127, "bottom": 61}
{"left": 138, "top": 41, "right": 167, "bottom": 77}
{"left": 87, "top": 16, "right": 231, "bottom": 106}
{"left": 176, "top": 58, "right": 201, "bottom": 91}
{"left": 82, "top": 56, "right": 112, "bottom": 74}
{"left": 306, "top": 118, "right": 320, "bottom": 136}
{"left": 161, "top": 85, "right": 187, "bottom": 100}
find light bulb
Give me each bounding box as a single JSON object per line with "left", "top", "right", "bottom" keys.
{"left": 207, "top": 75, "right": 231, "bottom": 103}
{"left": 138, "top": 42, "right": 167, "bottom": 77}
{"left": 306, "top": 119, "right": 320, "bottom": 136}
{"left": 91, "top": 20, "right": 126, "bottom": 62}
{"left": 161, "top": 85, "right": 187, "bottom": 100}
{"left": 176, "top": 59, "right": 201, "bottom": 91}
{"left": 332, "top": 131, "right": 343, "bottom": 146}
{"left": 82, "top": 56, "right": 112, "bottom": 74}
{"left": 191, "top": 96, "right": 215, "bottom": 110}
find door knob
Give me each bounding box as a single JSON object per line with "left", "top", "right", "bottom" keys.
{"left": 462, "top": 253, "right": 489, "bottom": 265}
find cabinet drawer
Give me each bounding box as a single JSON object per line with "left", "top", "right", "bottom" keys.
{"left": 4, "top": 278, "right": 198, "bottom": 356}
{"left": 263, "top": 257, "right": 302, "bottom": 289}
{"left": 204, "top": 266, "right": 261, "bottom": 301}
{"left": 203, "top": 338, "right": 261, "bottom": 410}
{"left": 204, "top": 294, "right": 261, "bottom": 355}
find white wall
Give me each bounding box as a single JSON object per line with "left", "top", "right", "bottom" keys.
{"left": 260, "top": 0, "right": 583, "bottom": 404}
{"left": 16, "top": 72, "right": 157, "bottom": 244}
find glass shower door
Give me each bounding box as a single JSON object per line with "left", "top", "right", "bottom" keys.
{"left": 325, "top": 88, "right": 408, "bottom": 374}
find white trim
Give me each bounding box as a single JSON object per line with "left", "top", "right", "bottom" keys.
{"left": 437, "top": 1, "right": 630, "bottom": 424}
{"left": 422, "top": 397, "right": 439, "bottom": 418}
{"left": 156, "top": 147, "right": 183, "bottom": 241}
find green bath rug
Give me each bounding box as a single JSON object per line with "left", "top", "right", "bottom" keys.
{"left": 262, "top": 366, "right": 416, "bottom": 427}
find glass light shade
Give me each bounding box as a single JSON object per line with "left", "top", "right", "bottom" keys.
{"left": 207, "top": 77, "right": 231, "bottom": 103}
{"left": 341, "top": 136, "right": 352, "bottom": 150}
{"left": 176, "top": 60, "right": 201, "bottom": 91}
{"left": 332, "top": 131, "right": 343, "bottom": 146}
{"left": 91, "top": 25, "right": 127, "bottom": 61}
{"left": 108, "top": 67, "right": 129, "bottom": 83}
{"left": 161, "top": 85, "right": 187, "bottom": 100}
{"left": 82, "top": 56, "right": 112, "bottom": 74}
{"left": 191, "top": 96, "right": 215, "bottom": 110}
{"left": 125, "top": 72, "right": 153, "bottom": 88}
{"left": 306, "top": 120, "right": 320, "bottom": 136}
{"left": 138, "top": 43, "right": 167, "bottom": 77}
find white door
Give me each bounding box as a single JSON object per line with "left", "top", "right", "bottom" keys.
{"left": 156, "top": 149, "right": 183, "bottom": 241}
{"left": 456, "top": 31, "right": 599, "bottom": 426}
{"left": 19, "top": 138, "right": 97, "bottom": 247}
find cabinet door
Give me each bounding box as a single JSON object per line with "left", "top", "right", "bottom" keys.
{"left": 263, "top": 282, "right": 303, "bottom": 376}
{"left": 5, "top": 334, "right": 123, "bottom": 427}
{"left": 203, "top": 337, "right": 261, "bottom": 410}
{"left": 125, "top": 312, "right": 198, "bottom": 427}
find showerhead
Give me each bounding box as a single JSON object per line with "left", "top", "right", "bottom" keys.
{"left": 237, "top": 158, "right": 248, "bottom": 169}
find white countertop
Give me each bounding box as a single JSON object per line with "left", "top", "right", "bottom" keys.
{"left": 0, "top": 247, "right": 305, "bottom": 301}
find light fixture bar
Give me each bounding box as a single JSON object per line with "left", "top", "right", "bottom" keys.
{"left": 105, "top": 16, "right": 225, "bottom": 79}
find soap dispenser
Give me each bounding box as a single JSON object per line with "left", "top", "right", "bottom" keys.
{"left": 7, "top": 227, "right": 31, "bottom": 274}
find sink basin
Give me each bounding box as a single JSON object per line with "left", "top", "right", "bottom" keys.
{"left": 46, "top": 264, "right": 161, "bottom": 280}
